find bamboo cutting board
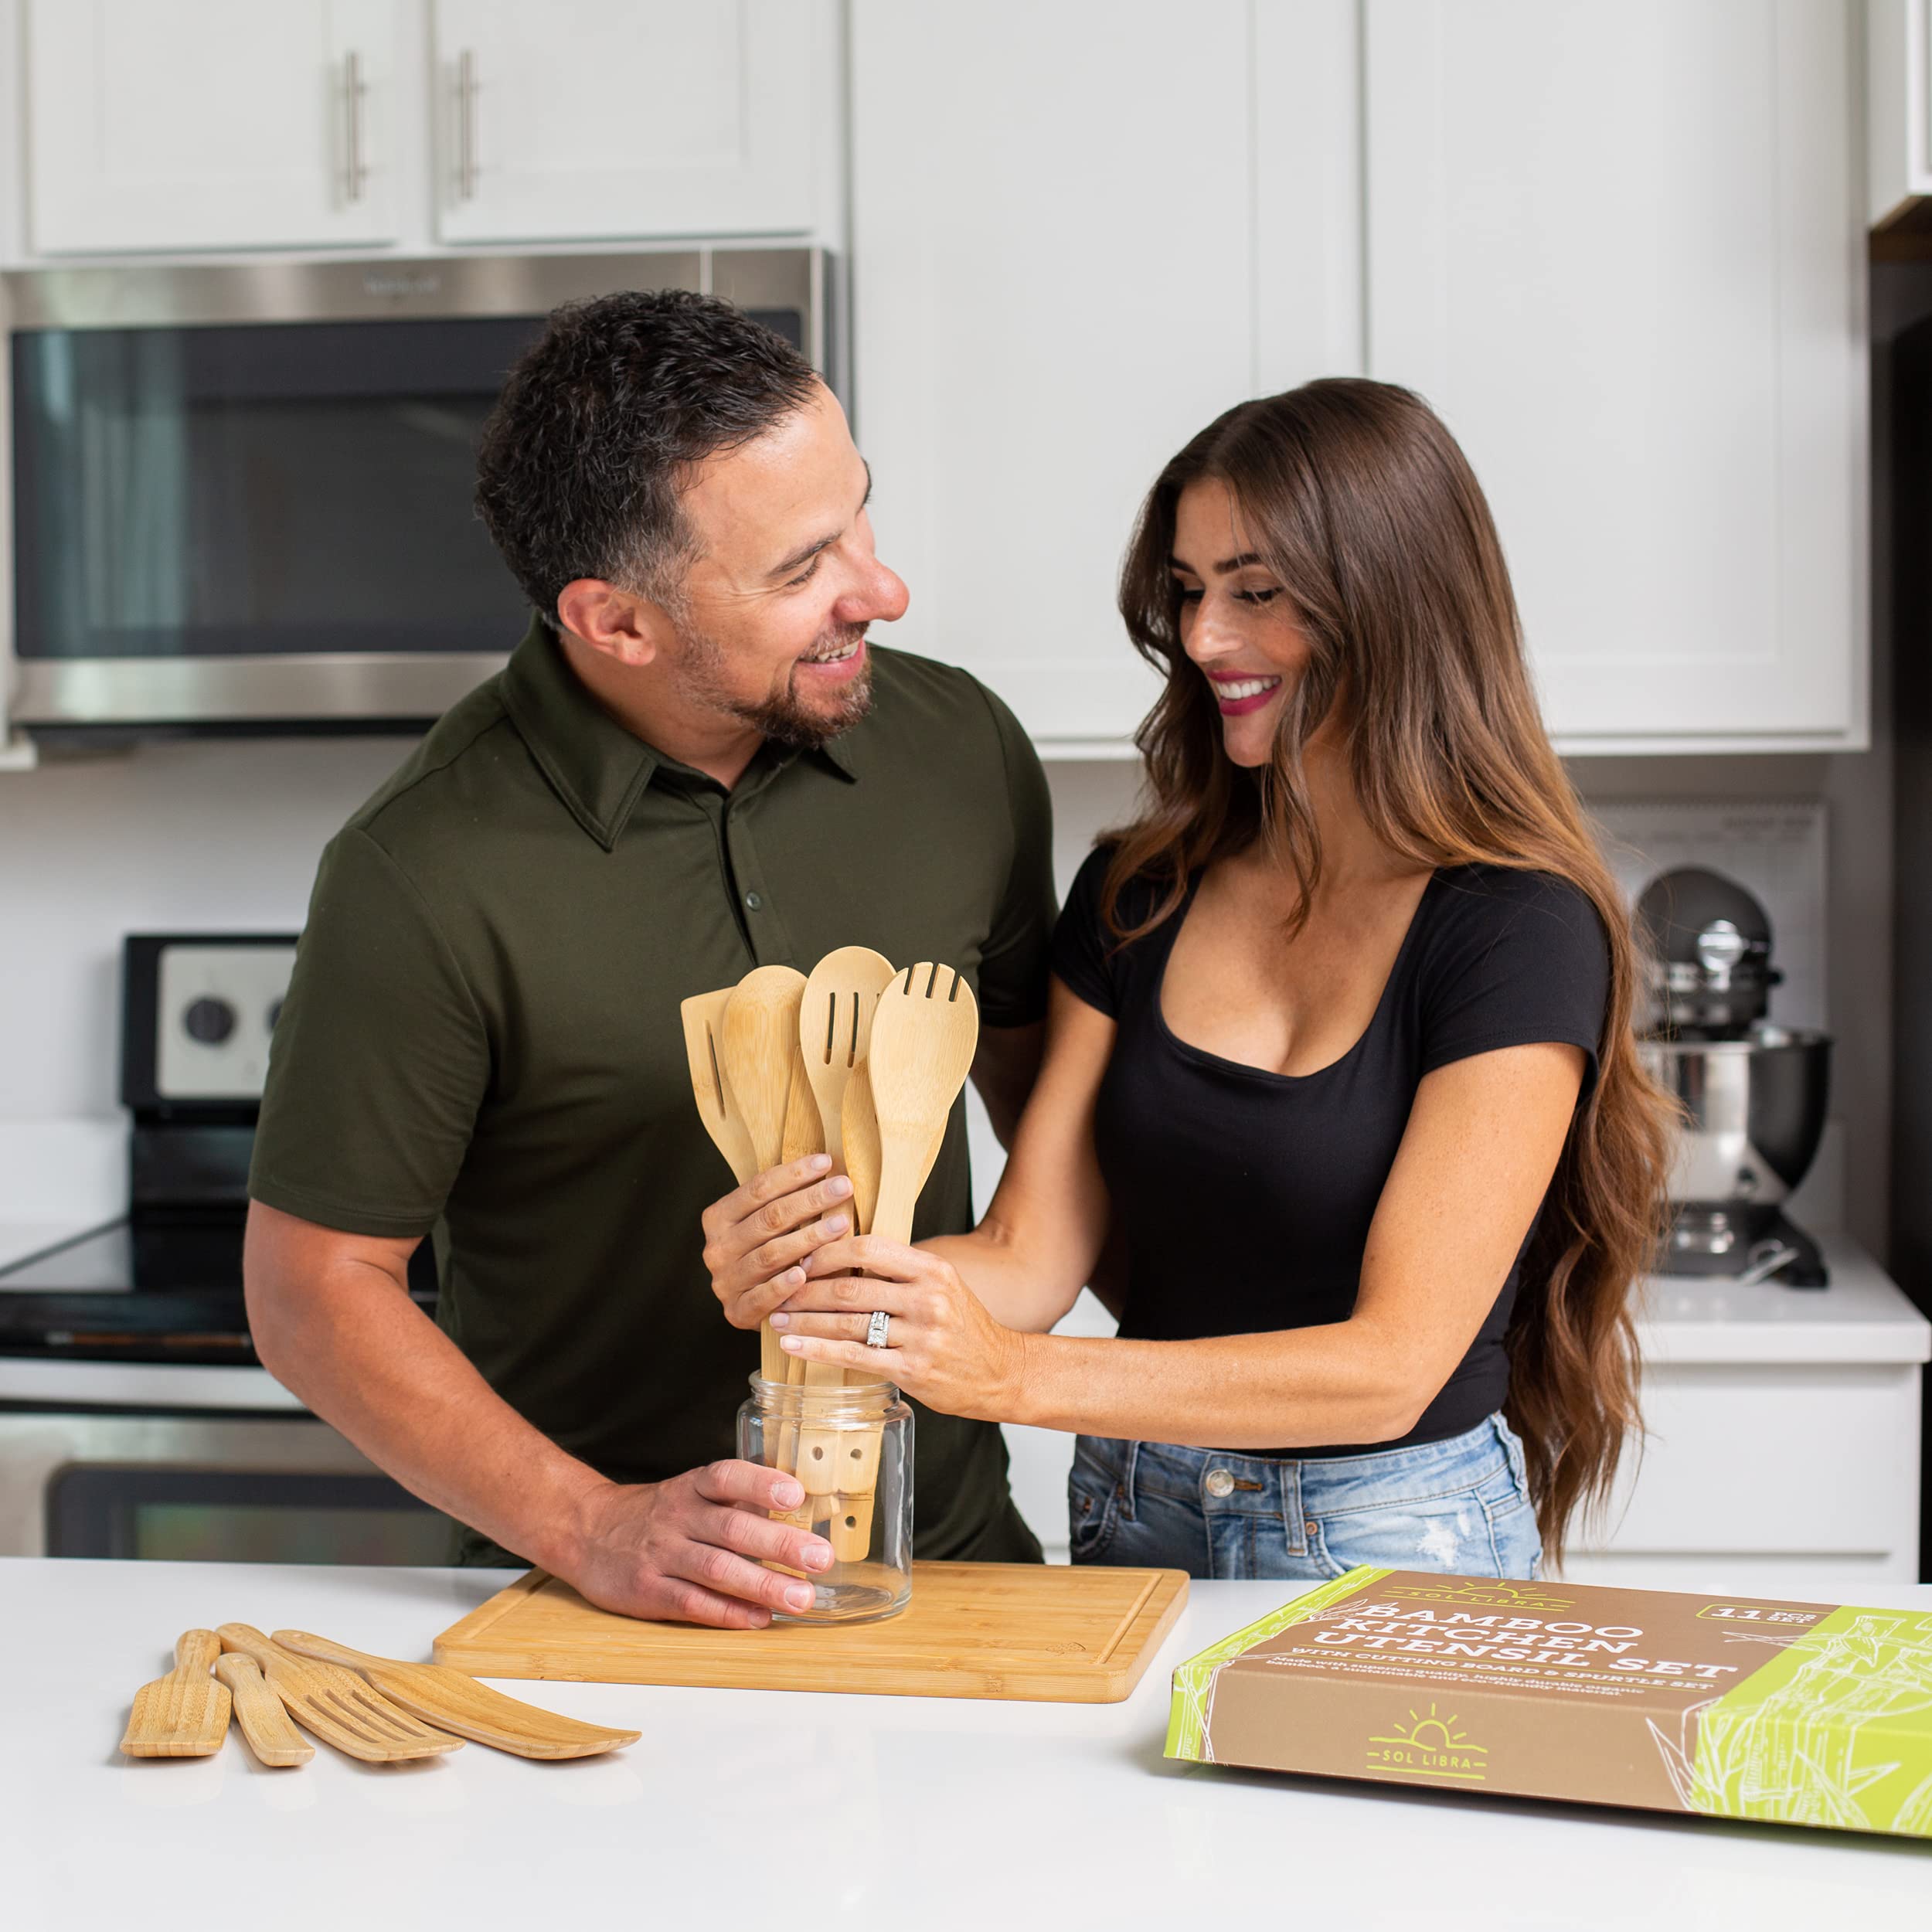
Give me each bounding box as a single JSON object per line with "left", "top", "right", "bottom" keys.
{"left": 434, "top": 1562, "right": 1188, "bottom": 1704}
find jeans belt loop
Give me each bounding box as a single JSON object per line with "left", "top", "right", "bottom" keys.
{"left": 1117, "top": 1439, "right": 1141, "bottom": 1523}
{"left": 1283, "top": 1458, "right": 1308, "bottom": 1557}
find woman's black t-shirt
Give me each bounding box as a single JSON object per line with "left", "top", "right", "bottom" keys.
{"left": 1049, "top": 849, "right": 1611, "bottom": 1456}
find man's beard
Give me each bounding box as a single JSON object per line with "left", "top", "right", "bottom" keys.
{"left": 672, "top": 617, "right": 875, "bottom": 751}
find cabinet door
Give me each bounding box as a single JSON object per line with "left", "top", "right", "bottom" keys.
{"left": 1364, "top": 1, "right": 1863, "bottom": 748}
{"left": 432, "top": 0, "right": 823, "bottom": 244}
{"left": 1869, "top": 0, "right": 1932, "bottom": 226}
{"left": 850, "top": 2, "right": 1359, "bottom": 750}
{"left": 26, "top": 0, "right": 398, "bottom": 254}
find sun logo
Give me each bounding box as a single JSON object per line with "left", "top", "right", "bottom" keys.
{"left": 1365, "top": 1703, "right": 1491, "bottom": 1783}
{"left": 1386, "top": 1579, "right": 1573, "bottom": 1611}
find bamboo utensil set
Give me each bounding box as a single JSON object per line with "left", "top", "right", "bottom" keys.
{"left": 119, "top": 1627, "right": 639, "bottom": 1766}
{"left": 682, "top": 951, "right": 981, "bottom": 1596}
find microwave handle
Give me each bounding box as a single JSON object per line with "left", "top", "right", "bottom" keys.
{"left": 456, "top": 48, "right": 480, "bottom": 201}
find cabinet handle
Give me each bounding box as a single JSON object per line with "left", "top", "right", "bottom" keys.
{"left": 343, "top": 51, "right": 369, "bottom": 204}
{"left": 456, "top": 48, "right": 479, "bottom": 201}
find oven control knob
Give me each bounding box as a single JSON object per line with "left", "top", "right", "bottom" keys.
{"left": 182, "top": 995, "right": 237, "bottom": 1046}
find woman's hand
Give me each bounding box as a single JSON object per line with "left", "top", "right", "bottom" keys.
{"left": 699, "top": 1155, "right": 856, "bottom": 1331}
{"left": 772, "top": 1235, "right": 1030, "bottom": 1422}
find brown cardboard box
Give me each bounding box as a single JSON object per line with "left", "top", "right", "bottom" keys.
{"left": 1165, "top": 1567, "right": 1932, "bottom": 1838}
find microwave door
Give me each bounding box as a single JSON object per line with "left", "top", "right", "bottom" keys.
{"left": 9, "top": 313, "right": 538, "bottom": 730}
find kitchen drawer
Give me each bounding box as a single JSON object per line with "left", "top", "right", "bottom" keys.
{"left": 1576, "top": 1362, "right": 1920, "bottom": 1558}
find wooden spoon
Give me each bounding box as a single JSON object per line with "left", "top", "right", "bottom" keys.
{"left": 119, "top": 1629, "right": 230, "bottom": 1758}
{"left": 272, "top": 1631, "right": 640, "bottom": 1760}
{"left": 719, "top": 965, "right": 808, "bottom": 1172}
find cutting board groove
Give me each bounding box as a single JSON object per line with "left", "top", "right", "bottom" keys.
{"left": 434, "top": 1562, "right": 1187, "bottom": 1704}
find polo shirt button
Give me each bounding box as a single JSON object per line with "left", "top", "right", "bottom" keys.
{"left": 744, "top": 891, "right": 763, "bottom": 911}
{"left": 1204, "top": 1468, "right": 1235, "bottom": 1499}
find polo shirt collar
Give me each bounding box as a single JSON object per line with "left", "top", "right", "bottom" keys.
{"left": 499, "top": 617, "right": 861, "bottom": 850}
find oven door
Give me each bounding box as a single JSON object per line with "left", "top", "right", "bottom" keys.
{"left": 0, "top": 1409, "right": 451, "bottom": 1564}
{"left": 5, "top": 248, "right": 826, "bottom": 733}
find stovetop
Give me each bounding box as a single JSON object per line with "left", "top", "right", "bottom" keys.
{"left": 0, "top": 1217, "right": 437, "bottom": 1363}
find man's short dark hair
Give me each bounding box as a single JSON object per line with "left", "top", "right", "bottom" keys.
{"left": 474, "top": 288, "right": 820, "bottom": 627}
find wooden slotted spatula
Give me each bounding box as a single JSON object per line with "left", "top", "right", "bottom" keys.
{"left": 798, "top": 947, "right": 897, "bottom": 1172}
{"left": 271, "top": 1631, "right": 640, "bottom": 1760}
{"left": 119, "top": 1629, "right": 231, "bottom": 1758}
{"left": 681, "top": 985, "right": 781, "bottom": 1389}
{"left": 216, "top": 1625, "right": 463, "bottom": 1764}
{"left": 213, "top": 1652, "right": 313, "bottom": 1767}
{"left": 792, "top": 948, "right": 898, "bottom": 1483}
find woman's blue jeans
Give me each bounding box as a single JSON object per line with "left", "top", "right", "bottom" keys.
{"left": 1067, "top": 1413, "right": 1541, "bottom": 1581}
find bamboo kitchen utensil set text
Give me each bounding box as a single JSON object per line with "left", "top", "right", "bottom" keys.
{"left": 682, "top": 952, "right": 980, "bottom": 1621}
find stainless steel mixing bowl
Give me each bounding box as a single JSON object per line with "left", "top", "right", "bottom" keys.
{"left": 1638, "top": 1027, "right": 1831, "bottom": 1259}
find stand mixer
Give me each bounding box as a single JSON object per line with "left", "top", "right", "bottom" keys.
{"left": 1634, "top": 866, "right": 1831, "bottom": 1287}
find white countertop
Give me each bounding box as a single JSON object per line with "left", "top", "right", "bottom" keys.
{"left": 2, "top": 1233, "right": 1922, "bottom": 1413}
{"left": 9, "top": 1557, "right": 1930, "bottom": 1930}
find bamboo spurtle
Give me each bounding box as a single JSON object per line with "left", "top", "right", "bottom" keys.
{"left": 119, "top": 1629, "right": 231, "bottom": 1758}
{"left": 721, "top": 965, "right": 811, "bottom": 1396}
{"left": 213, "top": 1652, "right": 314, "bottom": 1767}
{"left": 216, "top": 1625, "right": 463, "bottom": 1764}
{"left": 270, "top": 1631, "right": 640, "bottom": 1759}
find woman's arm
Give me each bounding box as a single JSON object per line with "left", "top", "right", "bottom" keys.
{"left": 777, "top": 1039, "right": 1587, "bottom": 1447}
{"left": 702, "top": 979, "right": 1116, "bottom": 1338}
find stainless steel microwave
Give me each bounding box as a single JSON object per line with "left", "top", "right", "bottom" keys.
{"left": 2, "top": 247, "right": 832, "bottom": 738}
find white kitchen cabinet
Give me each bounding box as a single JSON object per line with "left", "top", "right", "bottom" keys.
{"left": 1362, "top": 0, "right": 1866, "bottom": 750}
{"left": 430, "top": 0, "right": 825, "bottom": 245}
{"left": 998, "top": 1245, "right": 1927, "bottom": 1582}
{"left": 1870, "top": 0, "right": 1932, "bottom": 224}
{"left": 849, "top": 1, "right": 1361, "bottom": 751}
{"left": 25, "top": 0, "right": 401, "bottom": 253}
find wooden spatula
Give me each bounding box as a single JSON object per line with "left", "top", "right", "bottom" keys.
{"left": 271, "top": 1631, "right": 641, "bottom": 1760}
{"left": 216, "top": 1625, "right": 463, "bottom": 1764}
{"left": 119, "top": 1629, "right": 231, "bottom": 1758}
{"left": 213, "top": 1652, "right": 313, "bottom": 1767}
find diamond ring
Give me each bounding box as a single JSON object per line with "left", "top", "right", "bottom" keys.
{"left": 866, "top": 1310, "right": 891, "bottom": 1349}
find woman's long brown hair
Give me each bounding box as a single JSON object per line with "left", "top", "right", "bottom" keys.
{"left": 1107, "top": 379, "right": 1672, "bottom": 1566}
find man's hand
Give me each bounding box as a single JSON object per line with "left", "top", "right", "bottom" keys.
{"left": 701, "top": 1154, "right": 855, "bottom": 1330}
{"left": 560, "top": 1460, "right": 836, "bottom": 1628}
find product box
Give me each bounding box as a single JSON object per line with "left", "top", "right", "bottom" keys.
{"left": 1165, "top": 1566, "right": 1932, "bottom": 1839}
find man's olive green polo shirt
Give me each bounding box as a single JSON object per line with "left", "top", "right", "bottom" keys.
{"left": 250, "top": 619, "right": 1055, "bottom": 1566}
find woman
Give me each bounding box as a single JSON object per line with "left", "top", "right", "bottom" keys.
{"left": 703, "top": 379, "right": 1672, "bottom": 1577}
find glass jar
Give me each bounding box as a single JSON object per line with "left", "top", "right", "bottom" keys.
{"left": 737, "top": 1372, "right": 913, "bottom": 1624}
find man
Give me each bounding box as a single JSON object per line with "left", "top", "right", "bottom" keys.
{"left": 244, "top": 291, "right": 1054, "bottom": 1627}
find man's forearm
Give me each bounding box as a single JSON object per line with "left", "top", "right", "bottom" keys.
{"left": 248, "top": 1253, "right": 604, "bottom": 1573}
